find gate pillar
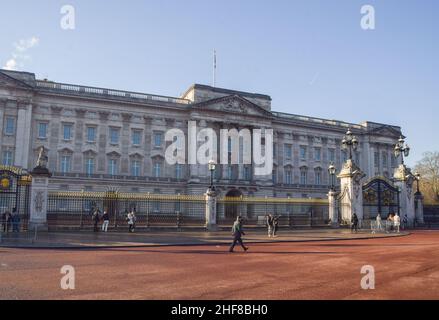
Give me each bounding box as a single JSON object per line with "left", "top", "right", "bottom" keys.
{"left": 328, "top": 190, "right": 339, "bottom": 228}
{"left": 337, "top": 159, "right": 366, "bottom": 225}
{"left": 393, "top": 164, "right": 416, "bottom": 226}
{"left": 205, "top": 188, "right": 218, "bottom": 231}
{"left": 29, "top": 148, "right": 51, "bottom": 231}
{"left": 414, "top": 192, "right": 424, "bottom": 225}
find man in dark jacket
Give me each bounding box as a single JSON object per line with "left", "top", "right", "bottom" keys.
{"left": 229, "top": 216, "right": 249, "bottom": 253}
{"left": 351, "top": 213, "right": 359, "bottom": 233}
{"left": 92, "top": 209, "right": 100, "bottom": 232}
{"left": 2, "top": 210, "right": 12, "bottom": 233}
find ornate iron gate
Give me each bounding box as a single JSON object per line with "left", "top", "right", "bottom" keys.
{"left": 0, "top": 165, "right": 32, "bottom": 231}
{"left": 363, "top": 177, "right": 400, "bottom": 220}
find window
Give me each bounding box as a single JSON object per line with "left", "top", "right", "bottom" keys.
{"left": 244, "top": 166, "right": 251, "bottom": 180}
{"left": 300, "top": 168, "right": 308, "bottom": 185}
{"left": 382, "top": 152, "right": 388, "bottom": 167}
{"left": 2, "top": 151, "right": 13, "bottom": 166}
{"left": 328, "top": 148, "right": 335, "bottom": 162}
{"left": 300, "top": 146, "right": 307, "bottom": 160}
{"left": 391, "top": 154, "right": 397, "bottom": 167}
{"left": 284, "top": 144, "right": 292, "bottom": 159}
{"left": 109, "top": 128, "right": 120, "bottom": 144}
{"left": 38, "top": 123, "right": 48, "bottom": 139}
{"left": 175, "top": 164, "right": 182, "bottom": 179}
{"left": 60, "top": 155, "right": 71, "bottom": 173}
{"left": 132, "top": 130, "right": 142, "bottom": 146}
{"left": 273, "top": 143, "right": 277, "bottom": 157}
{"left": 284, "top": 168, "right": 293, "bottom": 185}
{"left": 154, "top": 133, "right": 162, "bottom": 147}
{"left": 85, "top": 158, "right": 94, "bottom": 175}
{"left": 315, "top": 168, "right": 322, "bottom": 185}
{"left": 86, "top": 127, "right": 96, "bottom": 142}
{"left": 63, "top": 124, "right": 73, "bottom": 140}
{"left": 154, "top": 162, "right": 161, "bottom": 178}
{"left": 131, "top": 160, "right": 141, "bottom": 177}
{"left": 4, "top": 117, "right": 15, "bottom": 135}
{"left": 374, "top": 152, "right": 379, "bottom": 167}
{"left": 108, "top": 159, "right": 118, "bottom": 175}
{"left": 272, "top": 169, "right": 277, "bottom": 184}
{"left": 341, "top": 150, "right": 348, "bottom": 163}
{"left": 314, "top": 147, "right": 321, "bottom": 161}
{"left": 227, "top": 166, "right": 232, "bottom": 179}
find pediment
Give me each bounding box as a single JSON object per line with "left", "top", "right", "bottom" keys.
{"left": 0, "top": 72, "right": 33, "bottom": 90}
{"left": 191, "top": 95, "right": 272, "bottom": 118}
{"left": 368, "top": 125, "right": 402, "bottom": 138}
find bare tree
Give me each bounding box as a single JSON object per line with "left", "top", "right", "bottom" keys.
{"left": 414, "top": 151, "right": 439, "bottom": 203}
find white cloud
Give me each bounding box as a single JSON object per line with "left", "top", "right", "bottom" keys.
{"left": 2, "top": 36, "right": 39, "bottom": 70}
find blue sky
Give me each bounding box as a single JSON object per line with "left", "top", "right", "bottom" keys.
{"left": 0, "top": 0, "right": 437, "bottom": 166}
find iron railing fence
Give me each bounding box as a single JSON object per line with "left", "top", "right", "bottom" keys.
{"left": 217, "top": 197, "right": 329, "bottom": 228}
{"left": 47, "top": 191, "right": 206, "bottom": 230}
{"left": 47, "top": 192, "right": 330, "bottom": 230}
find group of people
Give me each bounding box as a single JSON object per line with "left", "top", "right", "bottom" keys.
{"left": 376, "top": 212, "right": 408, "bottom": 233}
{"left": 351, "top": 212, "right": 409, "bottom": 234}
{"left": 90, "top": 207, "right": 137, "bottom": 233}
{"left": 266, "top": 213, "right": 279, "bottom": 238}
{"left": 1, "top": 208, "right": 21, "bottom": 233}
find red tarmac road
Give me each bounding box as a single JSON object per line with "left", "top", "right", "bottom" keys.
{"left": 1, "top": 231, "right": 438, "bottom": 300}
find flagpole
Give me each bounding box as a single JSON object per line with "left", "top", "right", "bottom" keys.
{"left": 213, "top": 49, "right": 216, "bottom": 87}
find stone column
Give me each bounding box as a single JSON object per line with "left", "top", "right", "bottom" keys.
{"left": 328, "top": 189, "right": 339, "bottom": 228}
{"left": 414, "top": 192, "right": 425, "bottom": 225}
{"left": 205, "top": 188, "right": 218, "bottom": 231}
{"left": 337, "top": 159, "right": 366, "bottom": 225}
{"left": 14, "top": 101, "right": 32, "bottom": 168}
{"left": 394, "top": 164, "right": 416, "bottom": 226}
{"left": 29, "top": 166, "right": 51, "bottom": 231}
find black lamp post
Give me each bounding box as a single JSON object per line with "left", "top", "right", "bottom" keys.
{"left": 394, "top": 136, "right": 410, "bottom": 165}
{"left": 341, "top": 128, "right": 358, "bottom": 160}
{"left": 328, "top": 162, "right": 336, "bottom": 191}
{"left": 414, "top": 172, "right": 421, "bottom": 194}
{"left": 208, "top": 159, "right": 216, "bottom": 190}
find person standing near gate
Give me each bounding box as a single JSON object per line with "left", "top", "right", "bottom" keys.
{"left": 266, "top": 213, "right": 274, "bottom": 237}
{"left": 101, "top": 210, "right": 110, "bottom": 232}
{"left": 229, "top": 216, "right": 249, "bottom": 253}
{"left": 394, "top": 213, "right": 401, "bottom": 233}
{"left": 273, "top": 215, "right": 280, "bottom": 237}
{"left": 376, "top": 213, "right": 382, "bottom": 232}
{"left": 127, "top": 210, "right": 135, "bottom": 233}
{"left": 351, "top": 213, "right": 359, "bottom": 233}
{"left": 11, "top": 208, "right": 20, "bottom": 233}
{"left": 92, "top": 208, "right": 100, "bottom": 232}
{"left": 2, "top": 210, "right": 11, "bottom": 233}
{"left": 402, "top": 214, "right": 408, "bottom": 230}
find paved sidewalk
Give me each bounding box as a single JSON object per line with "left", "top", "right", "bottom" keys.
{"left": 0, "top": 228, "right": 409, "bottom": 249}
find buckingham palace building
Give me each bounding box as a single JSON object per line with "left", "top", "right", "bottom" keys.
{"left": 0, "top": 69, "right": 403, "bottom": 199}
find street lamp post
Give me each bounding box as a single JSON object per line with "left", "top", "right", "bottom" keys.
{"left": 341, "top": 128, "right": 358, "bottom": 161}
{"left": 394, "top": 136, "right": 410, "bottom": 165}
{"left": 208, "top": 159, "right": 216, "bottom": 190}
{"left": 328, "top": 162, "right": 336, "bottom": 191}
{"left": 414, "top": 172, "right": 421, "bottom": 194}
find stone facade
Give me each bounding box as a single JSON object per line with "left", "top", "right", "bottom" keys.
{"left": 0, "top": 69, "right": 403, "bottom": 198}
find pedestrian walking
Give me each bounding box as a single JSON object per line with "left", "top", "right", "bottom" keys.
{"left": 273, "top": 215, "right": 279, "bottom": 237}
{"left": 127, "top": 211, "right": 135, "bottom": 233}
{"left": 101, "top": 210, "right": 109, "bottom": 232}
{"left": 394, "top": 213, "right": 401, "bottom": 233}
{"left": 11, "top": 208, "right": 20, "bottom": 233}
{"left": 351, "top": 213, "right": 359, "bottom": 233}
{"left": 386, "top": 213, "right": 394, "bottom": 233}
{"left": 2, "top": 210, "right": 11, "bottom": 233}
{"left": 229, "top": 216, "right": 249, "bottom": 253}
{"left": 92, "top": 208, "right": 100, "bottom": 232}
{"left": 266, "top": 213, "right": 274, "bottom": 237}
